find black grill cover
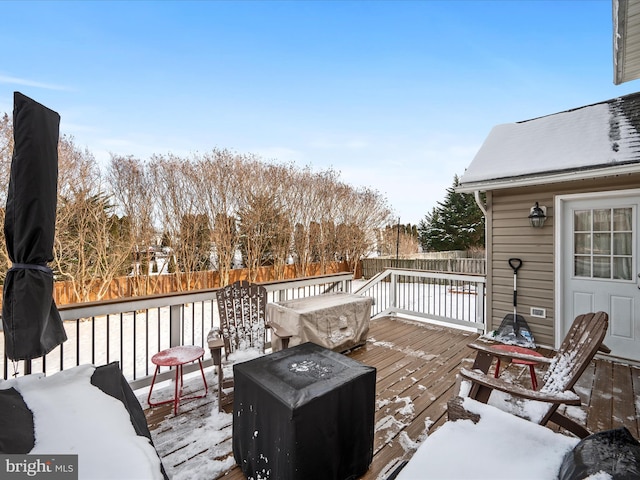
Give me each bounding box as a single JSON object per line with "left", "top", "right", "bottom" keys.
{"left": 558, "top": 427, "right": 640, "bottom": 480}
{"left": 233, "top": 342, "right": 376, "bottom": 480}
{"left": 2, "top": 92, "right": 66, "bottom": 360}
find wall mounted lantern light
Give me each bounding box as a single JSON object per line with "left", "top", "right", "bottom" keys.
{"left": 528, "top": 202, "right": 547, "bottom": 228}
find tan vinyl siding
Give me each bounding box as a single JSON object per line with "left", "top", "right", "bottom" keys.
{"left": 486, "top": 172, "right": 640, "bottom": 348}
{"left": 489, "top": 188, "right": 555, "bottom": 346}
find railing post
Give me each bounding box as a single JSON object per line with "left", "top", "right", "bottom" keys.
{"left": 170, "top": 304, "right": 182, "bottom": 347}
{"left": 475, "top": 281, "right": 485, "bottom": 333}
{"left": 390, "top": 271, "right": 397, "bottom": 312}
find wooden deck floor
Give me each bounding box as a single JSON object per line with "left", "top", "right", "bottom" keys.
{"left": 143, "top": 316, "right": 640, "bottom": 480}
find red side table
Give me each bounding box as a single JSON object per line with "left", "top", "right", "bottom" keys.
{"left": 491, "top": 344, "right": 543, "bottom": 390}
{"left": 147, "top": 345, "right": 208, "bottom": 414}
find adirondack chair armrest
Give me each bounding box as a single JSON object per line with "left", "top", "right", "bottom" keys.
{"left": 207, "top": 331, "right": 225, "bottom": 366}
{"left": 460, "top": 368, "right": 581, "bottom": 405}
{"left": 266, "top": 320, "right": 293, "bottom": 349}
{"left": 598, "top": 343, "right": 611, "bottom": 354}
{"left": 467, "top": 341, "right": 553, "bottom": 365}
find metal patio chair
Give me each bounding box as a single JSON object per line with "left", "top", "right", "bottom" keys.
{"left": 208, "top": 280, "right": 292, "bottom": 411}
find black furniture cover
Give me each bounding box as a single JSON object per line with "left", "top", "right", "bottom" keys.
{"left": 233, "top": 342, "right": 376, "bottom": 480}
{"left": 2, "top": 92, "right": 66, "bottom": 360}
{"left": 558, "top": 427, "right": 640, "bottom": 480}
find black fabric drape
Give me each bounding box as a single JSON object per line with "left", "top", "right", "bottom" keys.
{"left": 2, "top": 92, "right": 66, "bottom": 360}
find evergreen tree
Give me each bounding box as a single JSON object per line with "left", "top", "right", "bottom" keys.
{"left": 418, "top": 175, "right": 485, "bottom": 251}
{"left": 167, "top": 255, "right": 177, "bottom": 274}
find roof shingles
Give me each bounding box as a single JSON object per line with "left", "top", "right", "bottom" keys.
{"left": 459, "top": 92, "right": 640, "bottom": 190}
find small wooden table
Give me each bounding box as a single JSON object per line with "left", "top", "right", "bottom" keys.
{"left": 147, "top": 345, "right": 208, "bottom": 414}
{"left": 491, "top": 344, "right": 543, "bottom": 390}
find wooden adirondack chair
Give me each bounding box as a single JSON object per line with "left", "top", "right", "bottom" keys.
{"left": 208, "top": 280, "right": 292, "bottom": 411}
{"left": 453, "top": 311, "right": 610, "bottom": 438}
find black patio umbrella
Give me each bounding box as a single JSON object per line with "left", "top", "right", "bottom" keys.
{"left": 2, "top": 92, "right": 67, "bottom": 361}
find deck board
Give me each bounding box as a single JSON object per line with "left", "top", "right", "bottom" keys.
{"left": 612, "top": 361, "right": 635, "bottom": 431}
{"left": 632, "top": 366, "right": 640, "bottom": 437}
{"left": 587, "top": 360, "right": 614, "bottom": 434}
{"left": 143, "top": 315, "right": 640, "bottom": 480}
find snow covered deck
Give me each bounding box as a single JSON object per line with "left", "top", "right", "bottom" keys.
{"left": 141, "top": 315, "right": 640, "bottom": 480}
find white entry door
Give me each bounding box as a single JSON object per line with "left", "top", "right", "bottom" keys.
{"left": 560, "top": 192, "right": 640, "bottom": 362}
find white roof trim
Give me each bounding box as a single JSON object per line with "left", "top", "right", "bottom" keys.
{"left": 614, "top": 0, "right": 640, "bottom": 85}
{"left": 456, "top": 162, "right": 640, "bottom": 193}
{"left": 614, "top": 0, "right": 626, "bottom": 85}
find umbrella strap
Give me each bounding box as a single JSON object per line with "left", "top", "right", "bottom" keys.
{"left": 8, "top": 263, "right": 53, "bottom": 275}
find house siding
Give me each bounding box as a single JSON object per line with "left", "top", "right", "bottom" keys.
{"left": 489, "top": 187, "right": 555, "bottom": 346}
{"left": 487, "top": 172, "right": 640, "bottom": 348}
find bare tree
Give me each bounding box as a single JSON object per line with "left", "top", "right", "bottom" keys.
{"left": 54, "top": 136, "right": 133, "bottom": 302}
{"left": 237, "top": 191, "right": 285, "bottom": 282}
{"left": 304, "top": 169, "right": 343, "bottom": 274}
{"left": 317, "top": 172, "right": 348, "bottom": 273}
{"left": 194, "top": 149, "right": 242, "bottom": 287}
{"left": 147, "top": 154, "right": 206, "bottom": 290}
{"left": 108, "top": 155, "right": 158, "bottom": 295}
{"left": 335, "top": 186, "right": 392, "bottom": 275}
{"left": 261, "top": 163, "right": 295, "bottom": 279}
{"left": 308, "top": 221, "right": 322, "bottom": 263}
{"left": 0, "top": 114, "right": 13, "bottom": 279}
{"left": 0, "top": 113, "right": 12, "bottom": 195}
{"left": 289, "top": 167, "right": 326, "bottom": 276}
{"left": 377, "top": 224, "right": 421, "bottom": 257}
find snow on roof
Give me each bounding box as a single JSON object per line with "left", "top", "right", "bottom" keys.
{"left": 458, "top": 93, "right": 640, "bottom": 190}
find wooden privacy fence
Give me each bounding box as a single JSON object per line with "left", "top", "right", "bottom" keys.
{"left": 361, "top": 257, "right": 486, "bottom": 279}
{"left": 45, "top": 261, "right": 351, "bottom": 307}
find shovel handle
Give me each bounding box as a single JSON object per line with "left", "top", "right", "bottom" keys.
{"left": 508, "top": 258, "right": 523, "bottom": 273}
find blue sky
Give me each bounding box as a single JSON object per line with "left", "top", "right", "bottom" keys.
{"left": 1, "top": 0, "right": 637, "bottom": 225}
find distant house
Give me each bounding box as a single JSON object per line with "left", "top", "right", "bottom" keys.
{"left": 457, "top": 91, "right": 640, "bottom": 362}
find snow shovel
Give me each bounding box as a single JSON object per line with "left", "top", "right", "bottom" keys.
{"left": 494, "top": 258, "right": 535, "bottom": 347}
{"left": 509, "top": 257, "right": 523, "bottom": 324}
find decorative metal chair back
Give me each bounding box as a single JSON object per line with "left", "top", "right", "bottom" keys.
{"left": 217, "top": 280, "right": 267, "bottom": 358}
{"left": 210, "top": 280, "right": 291, "bottom": 411}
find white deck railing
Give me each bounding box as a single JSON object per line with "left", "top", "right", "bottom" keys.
{"left": 1, "top": 268, "right": 486, "bottom": 387}
{"left": 1, "top": 273, "right": 353, "bottom": 387}
{"left": 354, "top": 267, "right": 486, "bottom": 333}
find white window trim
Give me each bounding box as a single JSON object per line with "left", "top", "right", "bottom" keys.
{"left": 554, "top": 188, "right": 640, "bottom": 349}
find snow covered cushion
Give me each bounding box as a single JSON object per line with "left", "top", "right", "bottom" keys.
{"left": 0, "top": 363, "right": 167, "bottom": 479}
{"left": 397, "top": 397, "right": 578, "bottom": 479}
